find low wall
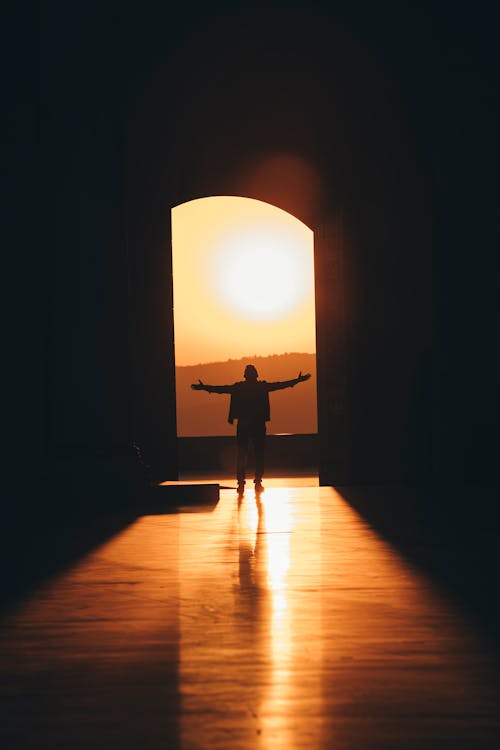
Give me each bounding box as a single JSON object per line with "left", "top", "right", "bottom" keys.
{"left": 178, "top": 434, "right": 319, "bottom": 474}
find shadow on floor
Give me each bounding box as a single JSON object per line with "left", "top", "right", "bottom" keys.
{"left": 0, "top": 481, "right": 219, "bottom": 612}
{"left": 0, "top": 508, "right": 137, "bottom": 612}
{"left": 340, "top": 483, "right": 500, "bottom": 645}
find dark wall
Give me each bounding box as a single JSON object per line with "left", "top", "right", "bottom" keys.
{"left": 123, "top": 5, "right": 433, "bottom": 484}
{"left": 6, "top": 2, "right": 499, "bottom": 513}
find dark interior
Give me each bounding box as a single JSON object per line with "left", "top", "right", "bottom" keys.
{"left": 5, "top": 0, "right": 499, "bottom": 615}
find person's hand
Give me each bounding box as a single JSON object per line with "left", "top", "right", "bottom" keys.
{"left": 191, "top": 379, "right": 205, "bottom": 390}
{"left": 298, "top": 371, "right": 311, "bottom": 382}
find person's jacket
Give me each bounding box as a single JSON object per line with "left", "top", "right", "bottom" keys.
{"left": 203, "top": 377, "right": 302, "bottom": 423}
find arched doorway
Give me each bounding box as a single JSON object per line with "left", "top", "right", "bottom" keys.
{"left": 171, "top": 195, "right": 319, "bottom": 477}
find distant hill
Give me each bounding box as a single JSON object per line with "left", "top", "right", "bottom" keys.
{"left": 176, "top": 353, "right": 317, "bottom": 436}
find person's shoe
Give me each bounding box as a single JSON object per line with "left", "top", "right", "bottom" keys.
{"left": 237, "top": 481, "right": 245, "bottom": 495}
{"left": 254, "top": 481, "right": 264, "bottom": 493}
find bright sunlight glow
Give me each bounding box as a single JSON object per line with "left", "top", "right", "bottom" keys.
{"left": 171, "top": 196, "right": 315, "bottom": 367}
{"left": 214, "top": 224, "right": 313, "bottom": 320}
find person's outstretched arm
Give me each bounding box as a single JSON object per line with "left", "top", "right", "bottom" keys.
{"left": 191, "top": 380, "right": 234, "bottom": 394}
{"left": 266, "top": 371, "right": 311, "bottom": 392}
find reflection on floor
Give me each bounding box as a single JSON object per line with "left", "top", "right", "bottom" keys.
{"left": 1, "top": 481, "right": 499, "bottom": 749}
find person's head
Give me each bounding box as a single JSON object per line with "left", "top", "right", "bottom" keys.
{"left": 244, "top": 364, "right": 258, "bottom": 381}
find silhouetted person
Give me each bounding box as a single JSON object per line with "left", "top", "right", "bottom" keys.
{"left": 191, "top": 364, "right": 311, "bottom": 493}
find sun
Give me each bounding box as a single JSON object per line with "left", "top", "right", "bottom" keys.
{"left": 213, "top": 220, "right": 314, "bottom": 321}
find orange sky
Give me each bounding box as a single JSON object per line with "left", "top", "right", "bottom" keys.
{"left": 171, "top": 196, "right": 316, "bottom": 367}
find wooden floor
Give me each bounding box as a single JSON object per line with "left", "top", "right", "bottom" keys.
{"left": 1, "top": 481, "right": 499, "bottom": 749}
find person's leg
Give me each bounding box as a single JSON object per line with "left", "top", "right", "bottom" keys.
{"left": 253, "top": 423, "right": 266, "bottom": 487}
{"left": 236, "top": 424, "right": 249, "bottom": 487}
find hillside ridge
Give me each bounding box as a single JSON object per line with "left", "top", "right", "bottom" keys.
{"left": 176, "top": 352, "right": 317, "bottom": 436}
